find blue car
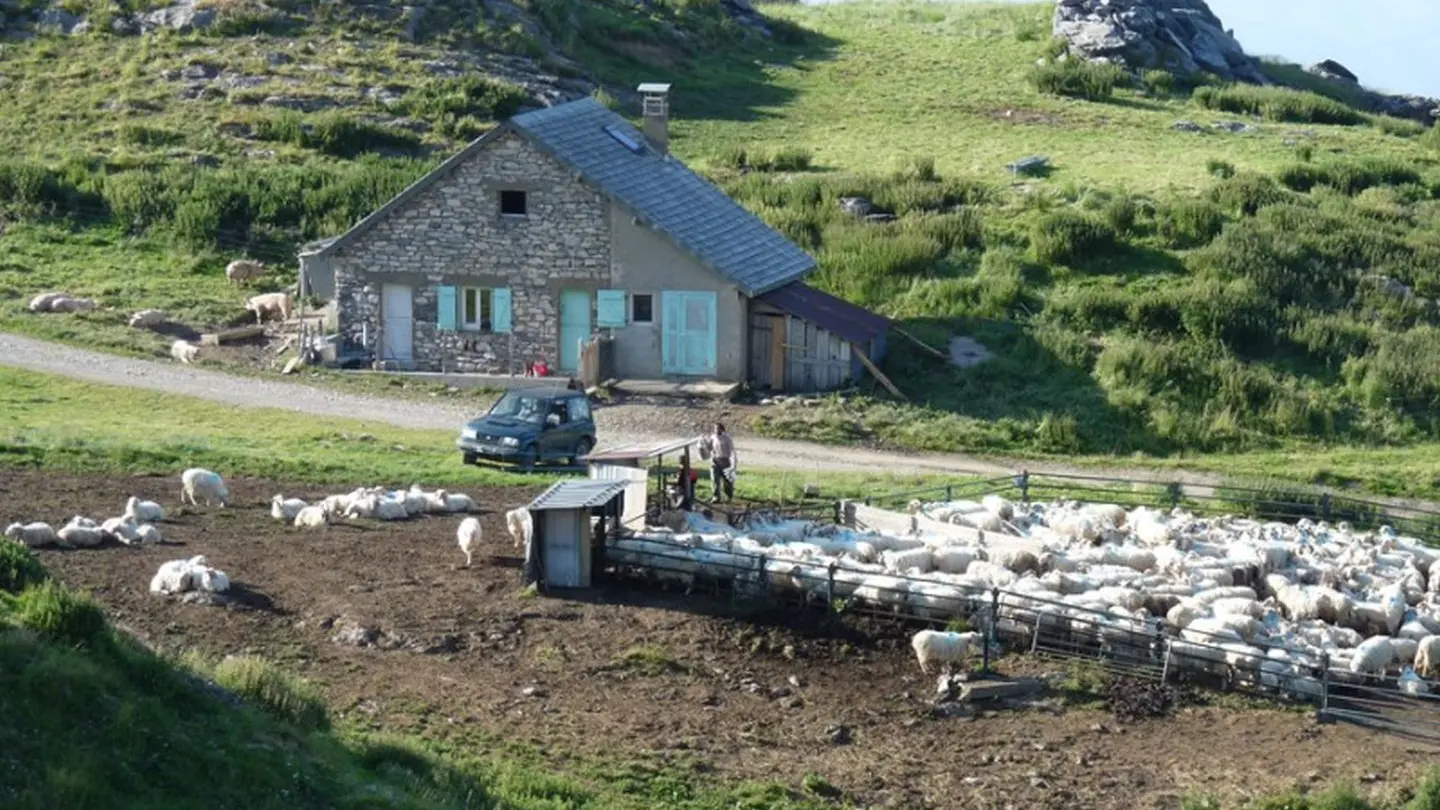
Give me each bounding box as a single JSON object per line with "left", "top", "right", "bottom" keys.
{"left": 457, "top": 389, "right": 597, "bottom": 470}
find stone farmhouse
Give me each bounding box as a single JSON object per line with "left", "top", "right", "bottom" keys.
{"left": 299, "top": 84, "right": 890, "bottom": 392}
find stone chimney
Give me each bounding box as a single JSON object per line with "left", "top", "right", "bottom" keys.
{"left": 637, "top": 82, "right": 671, "bottom": 155}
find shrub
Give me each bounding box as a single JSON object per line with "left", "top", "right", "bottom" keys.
{"left": 974, "top": 246, "right": 1028, "bottom": 316}
{"left": 1276, "top": 158, "right": 1422, "bottom": 196}
{"left": 591, "top": 87, "right": 620, "bottom": 111}
{"left": 116, "top": 124, "right": 184, "bottom": 148}
{"left": 1031, "top": 209, "right": 1117, "bottom": 265}
{"left": 0, "top": 540, "right": 49, "bottom": 595}
{"left": 1042, "top": 284, "right": 1130, "bottom": 333}
{"left": 211, "top": 655, "right": 331, "bottom": 732}
{"left": 1156, "top": 200, "right": 1226, "bottom": 249}
{"left": 1375, "top": 115, "right": 1425, "bottom": 138}
{"left": 894, "top": 155, "right": 938, "bottom": 183}
{"left": 394, "top": 75, "right": 529, "bottom": 121}
{"left": 15, "top": 581, "right": 108, "bottom": 648}
{"left": 1296, "top": 143, "right": 1315, "bottom": 162}
{"left": 713, "top": 145, "right": 748, "bottom": 171}
{"left": 1192, "top": 85, "right": 1368, "bottom": 126}
{"left": 1208, "top": 172, "right": 1294, "bottom": 217}
{"left": 1141, "top": 69, "right": 1175, "bottom": 96}
{"left": 900, "top": 209, "right": 984, "bottom": 252}
{"left": 1101, "top": 194, "right": 1138, "bottom": 235}
{"left": 1028, "top": 59, "right": 1125, "bottom": 101}
{"left": 766, "top": 145, "right": 814, "bottom": 172}
{"left": 1206, "top": 159, "right": 1235, "bottom": 179}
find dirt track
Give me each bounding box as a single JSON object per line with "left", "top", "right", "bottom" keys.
{"left": 9, "top": 468, "right": 1432, "bottom": 810}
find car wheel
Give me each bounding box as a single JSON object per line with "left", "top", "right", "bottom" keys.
{"left": 462, "top": 452, "right": 478, "bottom": 466}
{"left": 571, "top": 436, "right": 594, "bottom": 465}
{"left": 518, "top": 444, "right": 538, "bottom": 472}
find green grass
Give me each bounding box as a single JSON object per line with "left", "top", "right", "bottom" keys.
{"left": 0, "top": 543, "right": 852, "bottom": 810}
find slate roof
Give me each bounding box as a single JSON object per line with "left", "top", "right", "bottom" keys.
{"left": 758, "top": 282, "right": 891, "bottom": 345}
{"left": 527, "top": 479, "right": 629, "bottom": 512}
{"left": 313, "top": 98, "right": 816, "bottom": 297}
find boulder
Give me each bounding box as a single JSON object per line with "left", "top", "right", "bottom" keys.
{"left": 1308, "top": 59, "right": 1359, "bottom": 84}
{"left": 1053, "top": 0, "right": 1266, "bottom": 84}
{"left": 138, "top": 0, "right": 217, "bottom": 33}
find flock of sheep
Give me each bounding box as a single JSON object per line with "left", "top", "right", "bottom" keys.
{"left": 611, "top": 495, "right": 1440, "bottom": 697}
{"left": 2, "top": 465, "right": 500, "bottom": 599}
{"left": 27, "top": 259, "right": 296, "bottom": 367}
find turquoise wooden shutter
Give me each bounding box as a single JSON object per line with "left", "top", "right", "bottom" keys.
{"left": 596, "top": 289, "right": 627, "bottom": 327}
{"left": 492, "top": 287, "right": 512, "bottom": 333}
{"left": 661, "top": 292, "right": 683, "bottom": 374}
{"left": 436, "top": 285, "right": 457, "bottom": 331}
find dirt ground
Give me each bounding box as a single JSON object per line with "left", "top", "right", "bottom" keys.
{"left": 8, "top": 469, "right": 1435, "bottom": 810}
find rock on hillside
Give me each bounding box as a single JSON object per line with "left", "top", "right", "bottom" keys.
{"left": 1053, "top": 0, "right": 1265, "bottom": 83}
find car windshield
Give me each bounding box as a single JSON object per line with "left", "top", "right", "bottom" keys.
{"left": 486, "top": 392, "right": 545, "bottom": 424}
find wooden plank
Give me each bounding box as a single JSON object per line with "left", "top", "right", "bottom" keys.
{"left": 894, "top": 327, "right": 949, "bottom": 361}
{"left": 200, "top": 324, "right": 266, "bottom": 346}
{"left": 770, "top": 315, "right": 786, "bottom": 391}
{"left": 853, "top": 344, "right": 907, "bottom": 400}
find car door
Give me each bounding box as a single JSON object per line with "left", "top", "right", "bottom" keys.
{"left": 538, "top": 399, "right": 573, "bottom": 459}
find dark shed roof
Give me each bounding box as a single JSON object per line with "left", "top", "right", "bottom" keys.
{"left": 528, "top": 479, "right": 629, "bottom": 512}
{"left": 757, "top": 282, "right": 891, "bottom": 345}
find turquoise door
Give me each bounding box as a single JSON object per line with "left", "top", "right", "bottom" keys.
{"left": 558, "top": 289, "right": 591, "bottom": 373}
{"left": 661, "top": 291, "right": 717, "bottom": 376}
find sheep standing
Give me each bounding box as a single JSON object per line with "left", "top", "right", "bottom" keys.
{"left": 245, "top": 292, "right": 293, "bottom": 324}
{"left": 506, "top": 507, "right": 533, "bottom": 549}
{"left": 225, "top": 259, "right": 266, "bottom": 285}
{"left": 180, "top": 467, "right": 229, "bottom": 507}
{"left": 128, "top": 309, "right": 167, "bottom": 329}
{"left": 124, "top": 496, "right": 165, "bottom": 523}
{"left": 458, "top": 517, "right": 482, "bottom": 567}
{"left": 1416, "top": 636, "right": 1440, "bottom": 678}
{"left": 4, "top": 522, "right": 56, "bottom": 547}
{"left": 911, "top": 629, "right": 984, "bottom": 675}
{"left": 171, "top": 340, "right": 201, "bottom": 365}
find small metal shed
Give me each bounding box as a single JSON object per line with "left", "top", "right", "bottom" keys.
{"left": 750, "top": 282, "right": 891, "bottom": 392}
{"left": 525, "top": 479, "right": 628, "bottom": 590}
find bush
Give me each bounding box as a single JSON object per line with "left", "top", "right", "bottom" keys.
{"left": 1296, "top": 143, "right": 1315, "bottom": 162}
{"left": 393, "top": 75, "right": 529, "bottom": 121}
{"left": 15, "top": 581, "right": 108, "bottom": 648}
{"left": 1192, "top": 85, "right": 1368, "bottom": 126}
{"left": 1375, "top": 115, "right": 1425, "bottom": 138}
{"left": 1030, "top": 209, "right": 1117, "bottom": 265}
{"left": 0, "top": 541, "right": 49, "bottom": 595}
{"left": 894, "top": 155, "right": 938, "bottom": 182}
{"left": 1276, "top": 158, "right": 1422, "bottom": 196}
{"left": 1028, "top": 59, "right": 1125, "bottom": 101}
{"left": 1156, "top": 200, "right": 1226, "bottom": 249}
{"left": 211, "top": 655, "right": 331, "bottom": 732}
{"left": 1101, "top": 194, "right": 1139, "bottom": 235}
{"left": 1206, "top": 159, "right": 1235, "bottom": 179}
{"left": 713, "top": 145, "right": 748, "bottom": 170}
{"left": 758, "top": 145, "right": 814, "bottom": 172}
{"left": 1141, "top": 69, "right": 1175, "bottom": 96}
{"left": 1208, "top": 172, "right": 1294, "bottom": 217}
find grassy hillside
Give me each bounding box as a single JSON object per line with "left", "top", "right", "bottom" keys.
{"left": 0, "top": 541, "right": 847, "bottom": 810}
{"left": 2, "top": 0, "right": 1440, "bottom": 470}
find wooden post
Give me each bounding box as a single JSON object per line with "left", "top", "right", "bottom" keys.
{"left": 894, "top": 326, "right": 949, "bottom": 362}
{"left": 853, "top": 344, "right": 906, "bottom": 401}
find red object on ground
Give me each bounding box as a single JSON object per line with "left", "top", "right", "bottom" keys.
{"left": 532, "top": 360, "right": 549, "bottom": 377}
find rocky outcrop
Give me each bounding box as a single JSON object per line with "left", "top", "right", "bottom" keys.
{"left": 1053, "top": 0, "right": 1266, "bottom": 83}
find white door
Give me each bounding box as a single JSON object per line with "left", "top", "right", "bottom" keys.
{"left": 381, "top": 284, "right": 413, "bottom": 366}
{"left": 543, "top": 510, "right": 582, "bottom": 587}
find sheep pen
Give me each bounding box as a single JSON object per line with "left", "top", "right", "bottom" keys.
{"left": 6, "top": 468, "right": 1438, "bottom": 810}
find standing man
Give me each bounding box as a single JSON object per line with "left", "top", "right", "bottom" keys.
{"left": 699, "top": 422, "right": 736, "bottom": 503}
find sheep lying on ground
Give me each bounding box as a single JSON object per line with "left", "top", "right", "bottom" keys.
{"left": 293, "top": 505, "right": 329, "bottom": 529}
{"left": 245, "top": 292, "right": 293, "bottom": 324}
{"left": 28, "top": 292, "right": 67, "bottom": 312}
{"left": 458, "top": 517, "right": 482, "bottom": 567}
{"left": 171, "top": 340, "right": 201, "bottom": 364}
{"left": 4, "top": 521, "right": 56, "bottom": 547}
{"left": 135, "top": 524, "right": 164, "bottom": 545}
{"left": 506, "top": 507, "right": 533, "bottom": 549}
{"left": 445, "top": 492, "right": 477, "bottom": 513}
{"left": 271, "top": 495, "right": 308, "bottom": 521}
{"left": 226, "top": 259, "right": 266, "bottom": 285}
{"left": 128, "top": 309, "right": 167, "bottom": 329}
{"left": 149, "top": 555, "right": 230, "bottom": 595}
{"left": 58, "top": 517, "right": 105, "bottom": 548}
{"left": 102, "top": 516, "right": 141, "bottom": 544}
{"left": 181, "top": 467, "right": 229, "bottom": 507}
{"left": 125, "top": 496, "right": 165, "bottom": 523}
{"left": 911, "top": 629, "right": 984, "bottom": 675}
{"left": 29, "top": 292, "right": 97, "bottom": 313}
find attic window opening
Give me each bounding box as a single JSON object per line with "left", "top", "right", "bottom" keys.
{"left": 500, "top": 190, "right": 528, "bottom": 216}
{"left": 603, "top": 124, "right": 645, "bottom": 154}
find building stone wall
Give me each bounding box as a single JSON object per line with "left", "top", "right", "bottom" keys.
{"left": 332, "top": 129, "right": 612, "bottom": 373}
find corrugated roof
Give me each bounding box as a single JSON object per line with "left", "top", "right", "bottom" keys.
{"left": 527, "top": 479, "right": 629, "bottom": 512}
{"left": 510, "top": 99, "right": 816, "bottom": 296}
{"left": 586, "top": 437, "right": 699, "bottom": 463}
{"left": 758, "top": 282, "right": 891, "bottom": 345}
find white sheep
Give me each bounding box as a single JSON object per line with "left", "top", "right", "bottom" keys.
{"left": 170, "top": 340, "right": 201, "bottom": 364}
{"left": 319, "top": 494, "right": 352, "bottom": 517}
{"left": 135, "top": 524, "right": 164, "bottom": 545}
{"left": 293, "top": 505, "right": 329, "bottom": 529}
{"left": 1415, "top": 636, "right": 1440, "bottom": 677}
{"left": 245, "top": 292, "right": 293, "bottom": 324}
{"left": 4, "top": 521, "right": 56, "bottom": 548}
{"left": 393, "top": 489, "right": 428, "bottom": 517}
{"left": 128, "top": 309, "right": 167, "bottom": 329}
{"left": 881, "top": 546, "right": 934, "bottom": 575}
{"left": 27, "top": 291, "right": 68, "bottom": 312}
{"left": 57, "top": 518, "right": 105, "bottom": 548}
{"left": 1348, "top": 636, "right": 1396, "bottom": 676}
{"left": 150, "top": 555, "right": 229, "bottom": 595}
{"left": 46, "top": 295, "right": 97, "bottom": 313}
{"left": 911, "top": 629, "right": 984, "bottom": 675}
{"left": 225, "top": 259, "right": 266, "bottom": 285}
{"left": 444, "top": 492, "right": 477, "bottom": 513}
{"left": 124, "top": 496, "right": 165, "bottom": 523}
{"left": 271, "top": 495, "right": 308, "bottom": 521}
{"left": 506, "top": 507, "right": 533, "bottom": 549}
{"left": 981, "top": 494, "right": 1014, "bottom": 522}
{"left": 458, "top": 516, "right": 482, "bottom": 567}
{"left": 101, "top": 516, "right": 142, "bottom": 545}
{"left": 407, "top": 484, "right": 449, "bottom": 514}
{"left": 180, "top": 467, "right": 229, "bottom": 507}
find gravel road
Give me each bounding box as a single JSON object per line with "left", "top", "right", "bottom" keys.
{"left": 6, "top": 332, "right": 1434, "bottom": 513}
